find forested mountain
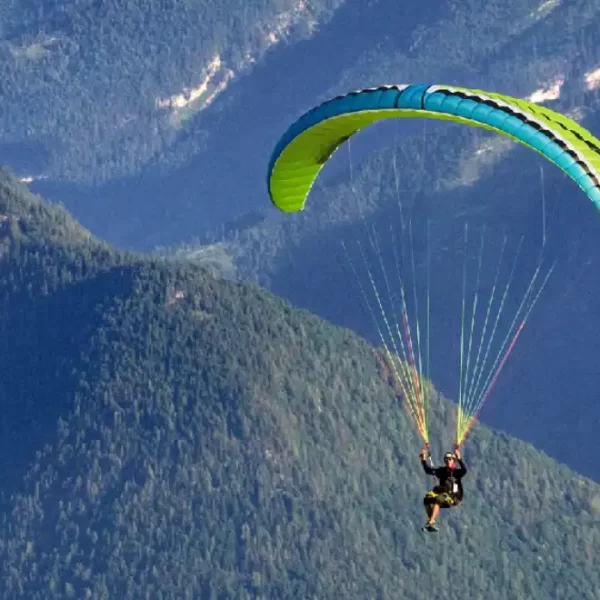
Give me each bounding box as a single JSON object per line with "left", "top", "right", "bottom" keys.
{"left": 1, "top": 169, "right": 599, "bottom": 599}
{"left": 2, "top": 1, "right": 600, "bottom": 594}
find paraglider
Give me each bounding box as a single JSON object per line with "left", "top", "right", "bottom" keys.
{"left": 420, "top": 445, "right": 467, "bottom": 532}
{"left": 267, "top": 83, "right": 600, "bottom": 529}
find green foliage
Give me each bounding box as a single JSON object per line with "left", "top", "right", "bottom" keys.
{"left": 0, "top": 168, "right": 599, "bottom": 598}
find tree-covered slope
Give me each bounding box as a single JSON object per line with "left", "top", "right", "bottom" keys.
{"left": 0, "top": 171, "right": 599, "bottom": 598}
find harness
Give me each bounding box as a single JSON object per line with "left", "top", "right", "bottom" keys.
{"left": 436, "top": 469, "right": 463, "bottom": 502}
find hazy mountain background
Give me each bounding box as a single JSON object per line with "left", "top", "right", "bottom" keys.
{"left": 7, "top": 0, "right": 598, "bottom": 247}
{"left": 2, "top": 0, "right": 600, "bottom": 596}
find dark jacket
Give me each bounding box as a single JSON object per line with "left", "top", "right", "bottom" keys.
{"left": 421, "top": 456, "right": 467, "bottom": 500}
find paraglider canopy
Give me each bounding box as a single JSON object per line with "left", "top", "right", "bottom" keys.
{"left": 267, "top": 84, "right": 600, "bottom": 213}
